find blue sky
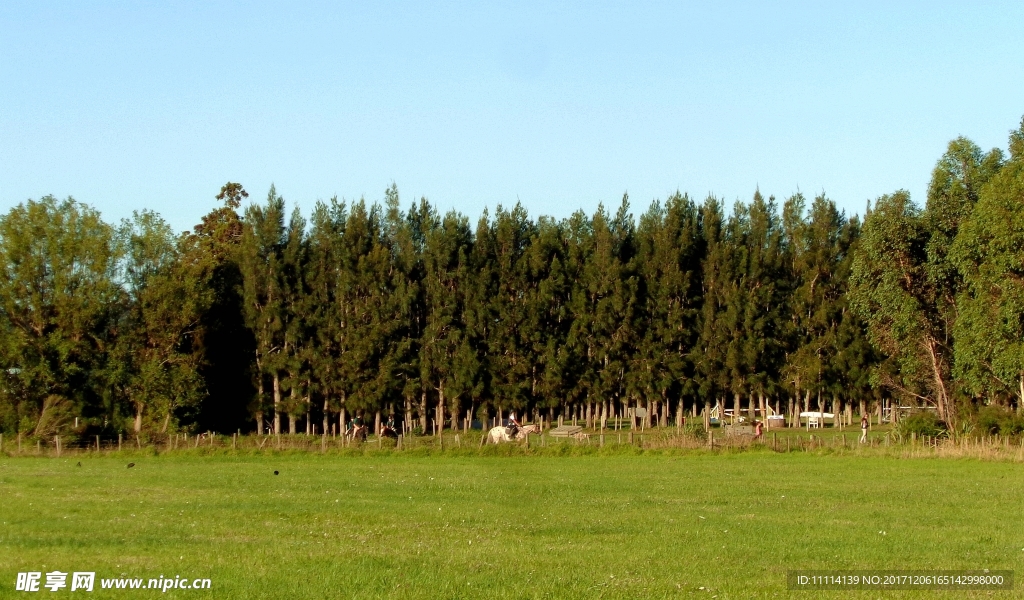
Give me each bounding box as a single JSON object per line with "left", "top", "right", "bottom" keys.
{"left": 2, "top": 1, "right": 1022, "bottom": 233}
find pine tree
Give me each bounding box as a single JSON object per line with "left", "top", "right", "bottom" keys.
{"left": 239, "top": 186, "right": 286, "bottom": 433}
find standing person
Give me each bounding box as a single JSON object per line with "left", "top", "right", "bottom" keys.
{"left": 860, "top": 414, "right": 869, "bottom": 444}
{"left": 753, "top": 420, "right": 764, "bottom": 441}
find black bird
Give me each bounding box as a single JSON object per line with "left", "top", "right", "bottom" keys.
{"left": 274, "top": 470, "right": 279, "bottom": 475}
{"left": 76, "top": 462, "right": 81, "bottom": 467}
{"left": 127, "top": 463, "right": 135, "bottom": 468}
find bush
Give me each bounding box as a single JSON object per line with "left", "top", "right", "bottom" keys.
{"left": 975, "top": 405, "right": 1024, "bottom": 436}
{"left": 682, "top": 421, "right": 707, "bottom": 442}
{"left": 894, "top": 411, "right": 945, "bottom": 439}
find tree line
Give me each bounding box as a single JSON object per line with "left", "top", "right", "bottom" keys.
{"left": 2, "top": 118, "right": 1022, "bottom": 440}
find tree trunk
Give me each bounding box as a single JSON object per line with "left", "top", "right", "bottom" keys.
{"left": 419, "top": 391, "right": 428, "bottom": 433}
{"left": 273, "top": 372, "right": 281, "bottom": 435}
{"left": 255, "top": 411, "right": 264, "bottom": 434}
{"left": 288, "top": 383, "right": 297, "bottom": 435}
{"left": 306, "top": 380, "right": 312, "bottom": 435}
{"left": 339, "top": 390, "right": 347, "bottom": 434}
{"left": 924, "top": 337, "right": 951, "bottom": 422}
{"left": 322, "top": 398, "right": 330, "bottom": 435}
{"left": 436, "top": 384, "right": 445, "bottom": 437}
{"left": 134, "top": 403, "right": 143, "bottom": 433}
{"left": 375, "top": 410, "right": 381, "bottom": 437}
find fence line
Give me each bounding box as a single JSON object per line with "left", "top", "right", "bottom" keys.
{"left": 2, "top": 429, "right": 1023, "bottom": 461}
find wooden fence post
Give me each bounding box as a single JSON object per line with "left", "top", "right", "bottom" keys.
{"left": 96, "top": 435, "right": 100, "bottom": 452}
{"left": 118, "top": 434, "right": 122, "bottom": 452}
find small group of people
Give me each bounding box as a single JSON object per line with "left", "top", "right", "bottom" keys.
{"left": 747, "top": 415, "right": 870, "bottom": 442}
{"left": 344, "top": 414, "right": 399, "bottom": 439}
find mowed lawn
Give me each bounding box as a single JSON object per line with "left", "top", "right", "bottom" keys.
{"left": 1, "top": 451, "right": 1023, "bottom": 598}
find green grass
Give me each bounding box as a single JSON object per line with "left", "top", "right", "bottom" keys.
{"left": 1, "top": 451, "right": 1022, "bottom": 598}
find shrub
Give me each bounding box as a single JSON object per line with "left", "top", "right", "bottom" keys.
{"left": 682, "top": 421, "right": 707, "bottom": 442}
{"left": 894, "top": 411, "right": 945, "bottom": 439}
{"left": 975, "top": 405, "right": 1024, "bottom": 436}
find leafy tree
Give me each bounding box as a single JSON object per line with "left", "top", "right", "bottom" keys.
{"left": 113, "top": 211, "right": 209, "bottom": 434}
{"left": 0, "top": 197, "right": 121, "bottom": 437}
{"left": 951, "top": 119, "right": 1024, "bottom": 406}
{"left": 850, "top": 191, "right": 953, "bottom": 420}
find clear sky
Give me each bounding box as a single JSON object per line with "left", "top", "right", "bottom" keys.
{"left": 2, "top": 1, "right": 1022, "bottom": 233}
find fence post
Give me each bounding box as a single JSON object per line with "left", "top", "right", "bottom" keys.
{"left": 96, "top": 435, "right": 100, "bottom": 452}
{"left": 56, "top": 435, "right": 61, "bottom": 457}
{"left": 118, "top": 434, "right": 122, "bottom": 452}
{"left": 708, "top": 430, "right": 714, "bottom": 449}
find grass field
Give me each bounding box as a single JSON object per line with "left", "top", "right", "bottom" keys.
{"left": 2, "top": 448, "right": 1023, "bottom": 598}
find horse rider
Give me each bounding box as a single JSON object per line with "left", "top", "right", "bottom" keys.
{"left": 507, "top": 411, "right": 521, "bottom": 438}
{"left": 347, "top": 415, "right": 364, "bottom": 437}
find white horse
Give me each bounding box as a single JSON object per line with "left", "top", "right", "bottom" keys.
{"left": 487, "top": 423, "right": 541, "bottom": 444}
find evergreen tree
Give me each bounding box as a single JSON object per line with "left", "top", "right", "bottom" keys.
{"left": 239, "top": 186, "right": 286, "bottom": 433}
{"left": 189, "top": 183, "right": 255, "bottom": 434}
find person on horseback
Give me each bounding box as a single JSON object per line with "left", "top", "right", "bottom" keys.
{"left": 347, "top": 415, "right": 366, "bottom": 441}
{"left": 381, "top": 415, "right": 398, "bottom": 438}
{"left": 507, "top": 411, "right": 521, "bottom": 438}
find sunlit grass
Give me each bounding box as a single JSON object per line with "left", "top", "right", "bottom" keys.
{"left": 1, "top": 451, "right": 1022, "bottom": 598}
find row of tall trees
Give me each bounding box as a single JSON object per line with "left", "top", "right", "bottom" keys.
{"left": 1, "top": 118, "right": 1022, "bottom": 437}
